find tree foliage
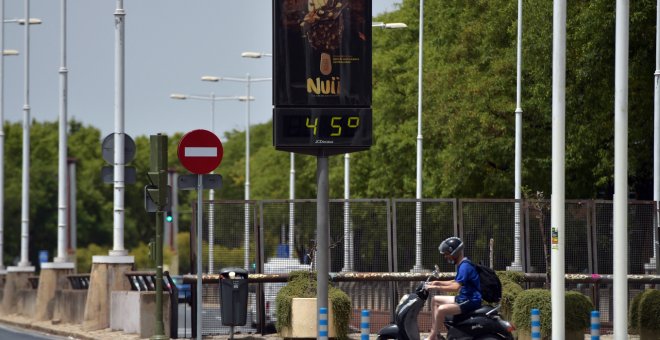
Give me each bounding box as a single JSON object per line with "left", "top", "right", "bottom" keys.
{"left": 1, "top": 0, "right": 657, "bottom": 266}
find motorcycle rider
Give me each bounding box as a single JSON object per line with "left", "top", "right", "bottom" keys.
{"left": 424, "top": 237, "right": 482, "bottom": 340}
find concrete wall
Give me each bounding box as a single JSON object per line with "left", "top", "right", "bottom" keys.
{"left": 35, "top": 267, "right": 75, "bottom": 321}
{"left": 110, "top": 291, "right": 171, "bottom": 338}
{"left": 53, "top": 290, "right": 88, "bottom": 324}
{"left": 83, "top": 261, "right": 133, "bottom": 331}
{"left": 0, "top": 274, "right": 5, "bottom": 302}
{"left": 16, "top": 289, "right": 37, "bottom": 317}
{"left": 1, "top": 271, "right": 32, "bottom": 314}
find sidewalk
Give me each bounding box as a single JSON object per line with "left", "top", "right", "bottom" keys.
{"left": 0, "top": 313, "right": 140, "bottom": 340}
{"left": 0, "top": 313, "right": 630, "bottom": 340}
{"left": 0, "top": 313, "right": 386, "bottom": 339}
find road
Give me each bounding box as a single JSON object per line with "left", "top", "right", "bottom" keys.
{"left": 0, "top": 323, "right": 67, "bottom": 340}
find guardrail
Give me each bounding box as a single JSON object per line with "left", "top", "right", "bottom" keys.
{"left": 66, "top": 274, "right": 90, "bottom": 290}
{"left": 182, "top": 271, "right": 660, "bottom": 334}
{"left": 27, "top": 276, "right": 39, "bottom": 289}
{"left": 124, "top": 271, "right": 179, "bottom": 339}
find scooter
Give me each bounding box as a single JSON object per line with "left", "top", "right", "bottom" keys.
{"left": 376, "top": 266, "right": 515, "bottom": 340}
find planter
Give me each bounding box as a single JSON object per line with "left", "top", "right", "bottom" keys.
{"left": 640, "top": 329, "right": 660, "bottom": 340}
{"left": 279, "top": 297, "right": 336, "bottom": 338}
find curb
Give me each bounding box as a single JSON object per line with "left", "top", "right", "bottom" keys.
{"left": 0, "top": 318, "right": 95, "bottom": 340}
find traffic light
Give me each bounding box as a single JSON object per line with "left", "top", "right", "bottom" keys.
{"left": 166, "top": 211, "right": 173, "bottom": 223}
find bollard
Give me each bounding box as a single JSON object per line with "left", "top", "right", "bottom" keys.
{"left": 361, "top": 310, "right": 370, "bottom": 340}
{"left": 591, "top": 310, "right": 600, "bottom": 340}
{"left": 531, "top": 309, "right": 541, "bottom": 340}
{"left": 319, "top": 307, "right": 329, "bottom": 340}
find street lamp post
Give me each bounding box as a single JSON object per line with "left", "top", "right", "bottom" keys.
{"left": 653, "top": 0, "right": 660, "bottom": 276}
{"left": 413, "top": 0, "right": 425, "bottom": 272}
{"left": 241, "top": 51, "right": 301, "bottom": 260}
{"left": 17, "top": 0, "right": 40, "bottom": 269}
{"left": 201, "top": 74, "right": 271, "bottom": 270}
{"left": 110, "top": 0, "right": 127, "bottom": 257}
{"left": 0, "top": 1, "right": 22, "bottom": 272}
{"left": 508, "top": 0, "right": 524, "bottom": 272}
{"left": 336, "top": 22, "right": 409, "bottom": 272}
{"left": 170, "top": 93, "right": 253, "bottom": 273}
{"left": 54, "top": 0, "right": 69, "bottom": 264}
{"left": 241, "top": 51, "right": 272, "bottom": 59}
{"left": 3, "top": 18, "right": 42, "bottom": 25}
{"left": 372, "top": 22, "right": 408, "bottom": 29}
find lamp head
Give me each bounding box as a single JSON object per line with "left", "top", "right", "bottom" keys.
{"left": 169, "top": 94, "right": 187, "bottom": 100}
{"left": 201, "top": 76, "right": 220, "bottom": 82}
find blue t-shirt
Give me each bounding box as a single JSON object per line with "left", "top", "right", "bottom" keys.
{"left": 455, "top": 258, "right": 482, "bottom": 304}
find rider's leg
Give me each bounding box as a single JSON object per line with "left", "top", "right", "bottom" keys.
{"left": 428, "top": 296, "right": 458, "bottom": 339}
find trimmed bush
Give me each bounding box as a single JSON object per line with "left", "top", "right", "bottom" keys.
{"left": 329, "top": 285, "right": 352, "bottom": 338}
{"left": 500, "top": 281, "right": 523, "bottom": 321}
{"left": 275, "top": 270, "right": 351, "bottom": 340}
{"left": 564, "top": 291, "right": 593, "bottom": 331}
{"left": 512, "top": 289, "right": 593, "bottom": 339}
{"left": 628, "top": 290, "right": 644, "bottom": 335}
{"left": 497, "top": 270, "right": 525, "bottom": 286}
{"left": 638, "top": 289, "right": 660, "bottom": 339}
{"left": 512, "top": 289, "right": 552, "bottom": 338}
{"left": 76, "top": 243, "right": 110, "bottom": 273}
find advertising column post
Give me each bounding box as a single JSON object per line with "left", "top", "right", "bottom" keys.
{"left": 273, "top": 1, "right": 372, "bottom": 337}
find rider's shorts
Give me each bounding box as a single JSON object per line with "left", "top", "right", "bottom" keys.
{"left": 455, "top": 297, "right": 481, "bottom": 314}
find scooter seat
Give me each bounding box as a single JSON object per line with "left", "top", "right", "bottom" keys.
{"left": 445, "top": 305, "right": 495, "bottom": 324}
{"left": 471, "top": 305, "right": 495, "bottom": 315}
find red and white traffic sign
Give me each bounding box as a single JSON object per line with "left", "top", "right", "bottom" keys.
{"left": 177, "top": 129, "right": 224, "bottom": 174}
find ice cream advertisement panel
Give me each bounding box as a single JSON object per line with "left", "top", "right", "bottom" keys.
{"left": 273, "top": 0, "right": 372, "bottom": 107}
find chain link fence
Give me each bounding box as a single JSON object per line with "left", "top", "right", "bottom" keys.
{"left": 190, "top": 200, "right": 259, "bottom": 336}
{"left": 186, "top": 198, "right": 658, "bottom": 335}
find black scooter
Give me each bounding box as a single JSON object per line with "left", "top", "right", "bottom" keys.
{"left": 376, "top": 266, "right": 515, "bottom": 340}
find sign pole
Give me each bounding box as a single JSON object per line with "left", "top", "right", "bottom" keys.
{"left": 196, "top": 173, "right": 203, "bottom": 340}
{"left": 148, "top": 134, "right": 168, "bottom": 340}
{"left": 316, "top": 156, "right": 329, "bottom": 339}
{"left": 175, "top": 129, "right": 224, "bottom": 340}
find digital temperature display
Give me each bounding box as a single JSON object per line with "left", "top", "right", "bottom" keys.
{"left": 273, "top": 108, "right": 372, "bottom": 156}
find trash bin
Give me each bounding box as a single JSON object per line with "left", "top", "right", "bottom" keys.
{"left": 219, "top": 267, "right": 249, "bottom": 326}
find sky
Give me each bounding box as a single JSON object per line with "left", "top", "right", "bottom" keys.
{"left": 2, "top": 0, "right": 402, "bottom": 142}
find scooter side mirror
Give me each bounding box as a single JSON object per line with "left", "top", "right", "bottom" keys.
{"left": 433, "top": 264, "right": 440, "bottom": 277}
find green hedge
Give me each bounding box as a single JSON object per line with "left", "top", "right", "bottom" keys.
{"left": 512, "top": 289, "right": 552, "bottom": 337}
{"left": 637, "top": 289, "right": 660, "bottom": 338}
{"left": 500, "top": 281, "right": 523, "bottom": 321}
{"left": 629, "top": 290, "right": 644, "bottom": 335}
{"left": 497, "top": 270, "right": 525, "bottom": 286}
{"left": 512, "top": 289, "right": 593, "bottom": 338}
{"left": 564, "top": 291, "right": 593, "bottom": 331}
{"left": 275, "top": 270, "right": 351, "bottom": 340}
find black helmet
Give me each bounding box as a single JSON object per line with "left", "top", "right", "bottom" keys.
{"left": 439, "top": 237, "right": 464, "bottom": 256}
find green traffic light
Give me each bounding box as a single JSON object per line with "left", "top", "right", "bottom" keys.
{"left": 166, "top": 214, "right": 173, "bottom": 223}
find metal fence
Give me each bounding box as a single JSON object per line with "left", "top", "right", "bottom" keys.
{"left": 189, "top": 200, "right": 259, "bottom": 336}
{"left": 186, "top": 198, "right": 658, "bottom": 336}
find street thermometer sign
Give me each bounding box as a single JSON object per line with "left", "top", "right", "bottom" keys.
{"left": 177, "top": 129, "right": 224, "bottom": 174}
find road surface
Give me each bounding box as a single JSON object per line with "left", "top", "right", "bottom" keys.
{"left": 0, "top": 323, "right": 67, "bottom": 340}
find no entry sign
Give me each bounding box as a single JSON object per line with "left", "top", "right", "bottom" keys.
{"left": 177, "top": 129, "right": 223, "bottom": 174}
